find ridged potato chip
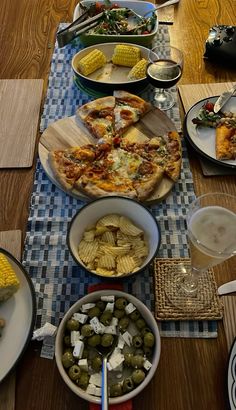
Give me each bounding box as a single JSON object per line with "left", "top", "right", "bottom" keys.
{"left": 119, "top": 216, "right": 143, "bottom": 236}
{"left": 101, "top": 231, "right": 116, "bottom": 245}
{"left": 97, "top": 254, "right": 116, "bottom": 270}
{"left": 83, "top": 229, "right": 95, "bottom": 242}
{"left": 95, "top": 268, "right": 115, "bottom": 276}
{"left": 117, "top": 255, "right": 136, "bottom": 274}
{"left": 96, "top": 214, "right": 120, "bottom": 228}
{"left": 78, "top": 240, "right": 99, "bottom": 264}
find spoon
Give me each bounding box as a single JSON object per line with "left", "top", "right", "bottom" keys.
{"left": 130, "top": 0, "right": 179, "bottom": 20}
{"left": 95, "top": 335, "right": 118, "bottom": 410}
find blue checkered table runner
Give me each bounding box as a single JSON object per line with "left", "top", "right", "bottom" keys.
{"left": 22, "top": 25, "right": 218, "bottom": 338}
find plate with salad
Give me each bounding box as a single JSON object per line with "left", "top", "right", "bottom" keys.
{"left": 73, "top": 0, "right": 158, "bottom": 47}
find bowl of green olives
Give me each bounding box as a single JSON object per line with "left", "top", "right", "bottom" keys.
{"left": 55, "top": 290, "right": 161, "bottom": 405}
{"left": 67, "top": 196, "right": 161, "bottom": 279}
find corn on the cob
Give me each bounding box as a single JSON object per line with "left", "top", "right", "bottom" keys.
{"left": 77, "top": 49, "right": 107, "bottom": 76}
{"left": 0, "top": 253, "right": 20, "bottom": 302}
{"left": 112, "top": 45, "right": 141, "bottom": 67}
{"left": 128, "top": 58, "right": 148, "bottom": 80}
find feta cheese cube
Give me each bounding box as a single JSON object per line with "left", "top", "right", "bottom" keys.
{"left": 78, "top": 358, "right": 88, "bottom": 372}
{"left": 125, "top": 302, "right": 136, "bottom": 315}
{"left": 105, "top": 302, "right": 114, "bottom": 312}
{"left": 109, "top": 347, "right": 124, "bottom": 370}
{"left": 71, "top": 331, "right": 81, "bottom": 346}
{"left": 101, "top": 295, "right": 115, "bottom": 302}
{"left": 143, "top": 359, "right": 152, "bottom": 371}
{"left": 90, "top": 317, "right": 104, "bottom": 334}
{"left": 104, "top": 325, "right": 117, "bottom": 335}
{"left": 72, "top": 312, "right": 88, "bottom": 324}
{"left": 117, "top": 335, "right": 125, "bottom": 349}
{"left": 73, "top": 340, "right": 84, "bottom": 359}
{"left": 86, "top": 383, "right": 96, "bottom": 396}
{"left": 81, "top": 303, "right": 96, "bottom": 312}
{"left": 89, "top": 372, "right": 102, "bottom": 387}
{"left": 122, "top": 331, "right": 132, "bottom": 347}
{"left": 107, "top": 362, "right": 113, "bottom": 371}
{"left": 111, "top": 317, "right": 118, "bottom": 327}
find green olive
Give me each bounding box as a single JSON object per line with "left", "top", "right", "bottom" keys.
{"left": 68, "top": 364, "right": 81, "bottom": 381}
{"left": 87, "top": 334, "right": 101, "bottom": 347}
{"left": 141, "top": 327, "right": 152, "bottom": 337}
{"left": 82, "top": 348, "right": 89, "bottom": 359}
{"left": 66, "top": 318, "right": 80, "bottom": 331}
{"left": 76, "top": 371, "right": 89, "bottom": 389}
{"left": 129, "top": 310, "right": 140, "bottom": 321}
{"left": 91, "top": 355, "right": 102, "bottom": 372}
{"left": 114, "top": 309, "right": 125, "bottom": 319}
{"left": 132, "top": 335, "right": 143, "bottom": 348}
{"left": 132, "top": 369, "right": 145, "bottom": 385}
{"left": 135, "top": 318, "right": 146, "bottom": 330}
{"left": 109, "top": 383, "right": 123, "bottom": 397}
{"left": 124, "top": 352, "right": 133, "bottom": 367}
{"left": 81, "top": 324, "right": 94, "bottom": 337}
{"left": 63, "top": 347, "right": 73, "bottom": 354}
{"left": 115, "top": 297, "right": 128, "bottom": 310}
{"left": 123, "top": 377, "right": 134, "bottom": 393}
{"left": 118, "top": 316, "right": 130, "bottom": 332}
{"left": 144, "top": 332, "right": 155, "bottom": 348}
{"left": 64, "top": 335, "right": 71, "bottom": 347}
{"left": 100, "top": 311, "right": 112, "bottom": 326}
{"left": 96, "top": 300, "right": 106, "bottom": 311}
{"left": 88, "top": 306, "right": 101, "bottom": 319}
{"left": 101, "top": 333, "right": 114, "bottom": 347}
{"left": 143, "top": 346, "right": 153, "bottom": 358}
{"left": 62, "top": 351, "right": 75, "bottom": 368}
{"left": 131, "top": 355, "right": 144, "bottom": 369}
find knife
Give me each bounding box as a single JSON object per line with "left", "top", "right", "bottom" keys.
{"left": 218, "top": 280, "right": 236, "bottom": 296}
{"left": 214, "top": 84, "right": 236, "bottom": 113}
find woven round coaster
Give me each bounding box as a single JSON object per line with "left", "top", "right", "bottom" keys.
{"left": 153, "top": 258, "right": 224, "bottom": 321}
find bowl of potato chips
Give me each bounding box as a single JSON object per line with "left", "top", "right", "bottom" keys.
{"left": 67, "top": 196, "right": 161, "bottom": 278}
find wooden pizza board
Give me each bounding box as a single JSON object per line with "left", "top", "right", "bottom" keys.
{"left": 0, "top": 79, "right": 43, "bottom": 168}
{"left": 0, "top": 230, "right": 21, "bottom": 410}
{"left": 38, "top": 107, "right": 178, "bottom": 204}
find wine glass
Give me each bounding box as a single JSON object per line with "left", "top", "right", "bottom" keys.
{"left": 165, "top": 193, "right": 236, "bottom": 312}
{"left": 147, "top": 45, "right": 183, "bottom": 111}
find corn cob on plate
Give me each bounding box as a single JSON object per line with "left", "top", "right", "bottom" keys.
{"left": 72, "top": 43, "right": 150, "bottom": 92}
{"left": 0, "top": 248, "right": 36, "bottom": 382}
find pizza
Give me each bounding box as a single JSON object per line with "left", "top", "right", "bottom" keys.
{"left": 192, "top": 100, "right": 236, "bottom": 160}
{"left": 120, "top": 131, "right": 182, "bottom": 182}
{"left": 49, "top": 143, "right": 163, "bottom": 201}
{"left": 77, "top": 91, "right": 151, "bottom": 140}
{"left": 48, "top": 92, "right": 182, "bottom": 201}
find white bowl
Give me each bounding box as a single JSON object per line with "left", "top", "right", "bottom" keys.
{"left": 72, "top": 42, "right": 150, "bottom": 92}
{"left": 55, "top": 289, "right": 161, "bottom": 405}
{"left": 67, "top": 196, "right": 161, "bottom": 278}
{"left": 73, "top": 0, "right": 158, "bottom": 47}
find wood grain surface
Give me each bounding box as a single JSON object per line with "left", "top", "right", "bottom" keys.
{"left": 0, "top": 1, "right": 236, "bottom": 410}
{"left": 0, "top": 230, "right": 21, "bottom": 410}
{"left": 38, "top": 108, "right": 177, "bottom": 203}
{"left": 0, "top": 80, "right": 43, "bottom": 168}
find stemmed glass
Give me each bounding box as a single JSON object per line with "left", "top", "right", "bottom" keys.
{"left": 165, "top": 193, "right": 236, "bottom": 312}
{"left": 146, "top": 45, "right": 183, "bottom": 111}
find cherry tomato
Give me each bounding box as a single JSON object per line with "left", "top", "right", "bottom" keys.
{"left": 111, "top": 3, "right": 120, "bottom": 8}
{"left": 204, "top": 101, "right": 214, "bottom": 112}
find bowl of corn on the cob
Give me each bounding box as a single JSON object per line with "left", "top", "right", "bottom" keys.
{"left": 73, "top": 0, "right": 158, "bottom": 47}
{"left": 0, "top": 248, "right": 36, "bottom": 382}
{"left": 72, "top": 43, "right": 150, "bottom": 92}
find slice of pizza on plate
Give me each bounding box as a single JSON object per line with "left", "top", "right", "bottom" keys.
{"left": 216, "top": 125, "right": 236, "bottom": 160}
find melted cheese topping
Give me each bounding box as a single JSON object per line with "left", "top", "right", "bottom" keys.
{"left": 108, "top": 149, "right": 142, "bottom": 179}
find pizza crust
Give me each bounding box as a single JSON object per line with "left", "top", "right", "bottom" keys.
{"left": 216, "top": 125, "right": 236, "bottom": 160}
{"left": 48, "top": 152, "right": 75, "bottom": 191}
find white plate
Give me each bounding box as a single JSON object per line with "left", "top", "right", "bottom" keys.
{"left": 184, "top": 96, "right": 236, "bottom": 169}
{"left": 0, "top": 248, "right": 36, "bottom": 382}
{"left": 228, "top": 337, "right": 236, "bottom": 409}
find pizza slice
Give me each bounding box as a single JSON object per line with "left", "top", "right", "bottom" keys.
{"left": 113, "top": 90, "right": 152, "bottom": 135}
{"left": 120, "top": 131, "right": 182, "bottom": 182}
{"left": 75, "top": 147, "right": 163, "bottom": 201}
{"left": 216, "top": 125, "right": 236, "bottom": 160}
{"left": 48, "top": 143, "right": 111, "bottom": 191}
{"left": 76, "top": 96, "right": 116, "bottom": 140}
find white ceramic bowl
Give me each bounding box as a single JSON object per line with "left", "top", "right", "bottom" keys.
{"left": 55, "top": 289, "right": 161, "bottom": 405}
{"left": 67, "top": 196, "right": 161, "bottom": 278}
{"left": 73, "top": 0, "right": 158, "bottom": 47}
{"left": 72, "top": 42, "right": 150, "bottom": 92}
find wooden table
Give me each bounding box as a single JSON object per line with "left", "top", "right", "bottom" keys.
{"left": 0, "top": 1, "right": 236, "bottom": 409}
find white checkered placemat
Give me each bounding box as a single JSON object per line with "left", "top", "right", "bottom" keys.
{"left": 22, "top": 25, "right": 218, "bottom": 338}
